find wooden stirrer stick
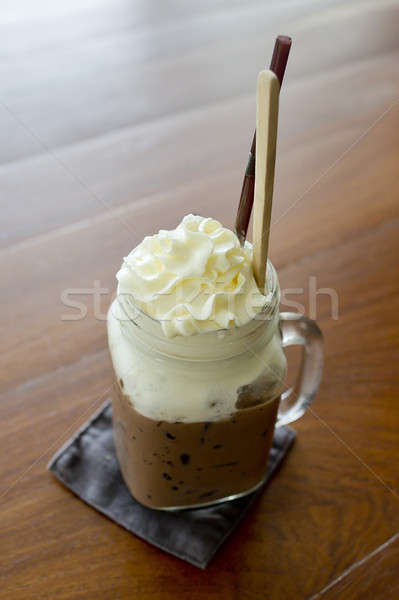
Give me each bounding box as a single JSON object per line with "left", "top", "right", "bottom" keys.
{"left": 252, "top": 70, "right": 279, "bottom": 292}
{"left": 235, "top": 36, "right": 291, "bottom": 246}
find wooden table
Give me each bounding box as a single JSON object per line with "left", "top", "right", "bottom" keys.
{"left": 1, "top": 1, "right": 398, "bottom": 598}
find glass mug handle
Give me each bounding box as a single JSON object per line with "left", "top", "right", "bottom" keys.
{"left": 276, "top": 312, "right": 324, "bottom": 427}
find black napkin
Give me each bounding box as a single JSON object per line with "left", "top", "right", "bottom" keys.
{"left": 48, "top": 400, "right": 295, "bottom": 568}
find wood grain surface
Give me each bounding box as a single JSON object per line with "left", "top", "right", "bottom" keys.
{"left": 1, "top": 1, "right": 398, "bottom": 599}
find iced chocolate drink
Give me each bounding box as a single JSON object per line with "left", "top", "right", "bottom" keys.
{"left": 108, "top": 214, "right": 324, "bottom": 509}
{"left": 107, "top": 215, "right": 290, "bottom": 509}
{"left": 112, "top": 384, "right": 279, "bottom": 508}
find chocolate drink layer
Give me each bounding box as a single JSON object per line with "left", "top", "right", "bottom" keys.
{"left": 112, "top": 382, "right": 279, "bottom": 509}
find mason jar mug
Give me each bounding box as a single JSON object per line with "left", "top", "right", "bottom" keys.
{"left": 107, "top": 261, "right": 323, "bottom": 510}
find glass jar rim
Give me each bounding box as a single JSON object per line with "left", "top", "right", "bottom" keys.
{"left": 112, "top": 260, "right": 280, "bottom": 361}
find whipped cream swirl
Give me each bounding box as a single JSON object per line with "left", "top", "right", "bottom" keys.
{"left": 116, "top": 214, "right": 266, "bottom": 337}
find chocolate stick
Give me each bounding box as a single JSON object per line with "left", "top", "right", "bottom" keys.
{"left": 235, "top": 35, "right": 291, "bottom": 245}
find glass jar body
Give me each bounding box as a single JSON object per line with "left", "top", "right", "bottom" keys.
{"left": 108, "top": 263, "right": 290, "bottom": 509}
